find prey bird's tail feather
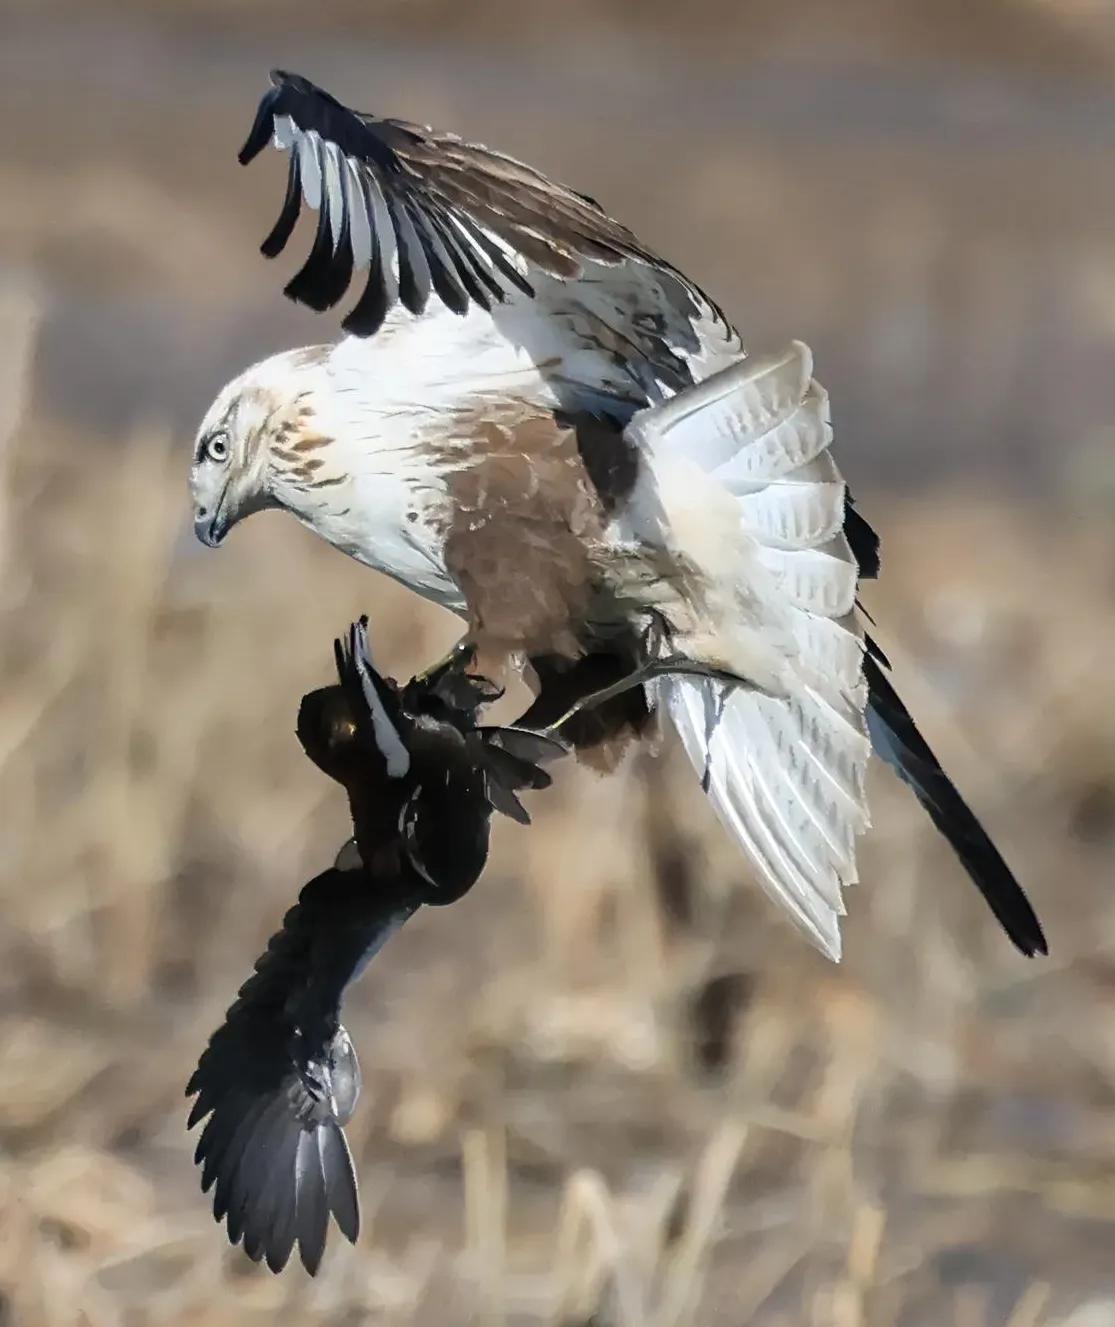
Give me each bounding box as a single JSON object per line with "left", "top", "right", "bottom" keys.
{"left": 633, "top": 344, "right": 871, "bottom": 959}
{"left": 863, "top": 648, "right": 1046, "bottom": 956}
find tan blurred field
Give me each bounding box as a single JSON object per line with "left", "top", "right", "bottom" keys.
{"left": 3, "top": 3, "right": 1115, "bottom": 1324}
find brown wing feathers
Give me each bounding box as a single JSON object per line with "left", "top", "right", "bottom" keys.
{"left": 389, "top": 127, "right": 640, "bottom": 269}
{"left": 238, "top": 70, "right": 682, "bottom": 334}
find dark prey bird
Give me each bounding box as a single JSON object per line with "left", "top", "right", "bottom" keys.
{"left": 186, "top": 70, "right": 1047, "bottom": 961}
{"left": 186, "top": 620, "right": 561, "bottom": 1274}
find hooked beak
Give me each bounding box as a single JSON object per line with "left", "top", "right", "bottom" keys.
{"left": 194, "top": 500, "right": 230, "bottom": 549}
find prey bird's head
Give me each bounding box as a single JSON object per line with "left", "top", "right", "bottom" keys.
{"left": 190, "top": 348, "right": 331, "bottom": 548}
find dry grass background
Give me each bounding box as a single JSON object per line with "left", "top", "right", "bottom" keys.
{"left": 2, "top": 3, "right": 1115, "bottom": 1324}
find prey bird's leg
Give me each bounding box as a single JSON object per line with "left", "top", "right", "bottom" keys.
{"left": 412, "top": 637, "right": 475, "bottom": 686}
{"left": 405, "top": 635, "right": 504, "bottom": 714}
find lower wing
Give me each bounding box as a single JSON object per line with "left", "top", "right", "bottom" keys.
{"left": 627, "top": 347, "right": 1043, "bottom": 958}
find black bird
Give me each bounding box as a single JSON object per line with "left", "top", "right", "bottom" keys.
{"left": 186, "top": 620, "right": 561, "bottom": 1274}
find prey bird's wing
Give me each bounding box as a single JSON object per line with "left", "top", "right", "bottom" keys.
{"left": 239, "top": 70, "right": 740, "bottom": 393}
{"left": 187, "top": 867, "right": 420, "bottom": 1273}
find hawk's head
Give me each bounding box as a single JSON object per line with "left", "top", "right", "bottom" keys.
{"left": 190, "top": 347, "right": 331, "bottom": 548}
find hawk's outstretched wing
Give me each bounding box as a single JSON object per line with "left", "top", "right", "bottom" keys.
{"left": 238, "top": 70, "right": 741, "bottom": 391}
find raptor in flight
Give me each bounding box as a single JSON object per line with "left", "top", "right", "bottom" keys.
{"left": 189, "top": 71, "right": 1044, "bottom": 961}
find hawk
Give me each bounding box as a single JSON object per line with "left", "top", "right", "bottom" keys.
{"left": 187, "top": 620, "right": 559, "bottom": 1273}
{"left": 189, "top": 71, "right": 1045, "bottom": 961}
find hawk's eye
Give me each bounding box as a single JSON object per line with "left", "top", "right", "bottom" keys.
{"left": 204, "top": 432, "right": 230, "bottom": 463}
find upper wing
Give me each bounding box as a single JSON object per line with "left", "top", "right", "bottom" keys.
{"left": 186, "top": 867, "right": 419, "bottom": 1273}
{"left": 238, "top": 71, "right": 741, "bottom": 392}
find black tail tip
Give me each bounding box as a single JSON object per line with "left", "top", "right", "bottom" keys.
{"left": 1016, "top": 921, "right": 1048, "bottom": 959}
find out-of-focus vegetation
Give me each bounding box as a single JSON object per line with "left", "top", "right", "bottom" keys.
{"left": 2, "top": 2, "right": 1114, "bottom": 1323}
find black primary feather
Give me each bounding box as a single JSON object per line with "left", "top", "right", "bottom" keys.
{"left": 314, "top": 173, "right": 355, "bottom": 310}
{"left": 431, "top": 207, "right": 503, "bottom": 306}
{"left": 863, "top": 647, "right": 1046, "bottom": 957}
{"left": 844, "top": 492, "right": 881, "bottom": 581}
{"left": 283, "top": 157, "right": 343, "bottom": 310}
{"left": 458, "top": 212, "right": 536, "bottom": 297}
{"left": 342, "top": 174, "right": 393, "bottom": 336}
{"left": 840, "top": 490, "right": 1034, "bottom": 952}
{"left": 406, "top": 201, "right": 472, "bottom": 314}
{"left": 261, "top": 150, "right": 303, "bottom": 258}
{"left": 386, "top": 191, "right": 432, "bottom": 316}
{"left": 343, "top": 254, "right": 392, "bottom": 336}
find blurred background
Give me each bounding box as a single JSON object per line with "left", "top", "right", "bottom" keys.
{"left": 2, "top": 1, "right": 1114, "bottom": 1323}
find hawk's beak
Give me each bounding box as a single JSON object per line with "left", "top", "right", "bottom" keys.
{"left": 194, "top": 502, "right": 230, "bottom": 548}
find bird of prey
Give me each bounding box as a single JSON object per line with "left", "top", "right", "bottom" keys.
{"left": 186, "top": 620, "right": 560, "bottom": 1273}
{"left": 189, "top": 70, "right": 1045, "bottom": 961}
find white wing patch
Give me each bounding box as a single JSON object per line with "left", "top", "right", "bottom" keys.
{"left": 351, "top": 620, "right": 411, "bottom": 778}
{"left": 296, "top": 129, "right": 324, "bottom": 211}
{"left": 345, "top": 158, "right": 374, "bottom": 269}
{"left": 323, "top": 140, "right": 348, "bottom": 250}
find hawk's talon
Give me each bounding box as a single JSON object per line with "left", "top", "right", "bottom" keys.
{"left": 639, "top": 609, "right": 674, "bottom": 665}
{"left": 538, "top": 653, "right": 746, "bottom": 739}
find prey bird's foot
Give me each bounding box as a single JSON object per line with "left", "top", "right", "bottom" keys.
{"left": 406, "top": 637, "right": 504, "bottom": 716}
{"left": 413, "top": 637, "right": 476, "bottom": 687}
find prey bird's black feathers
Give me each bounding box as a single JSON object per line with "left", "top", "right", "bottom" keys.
{"left": 187, "top": 621, "right": 562, "bottom": 1273}
{"left": 186, "top": 867, "right": 407, "bottom": 1273}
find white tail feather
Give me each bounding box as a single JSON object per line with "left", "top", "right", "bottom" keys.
{"left": 630, "top": 343, "right": 870, "bottom": 959}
